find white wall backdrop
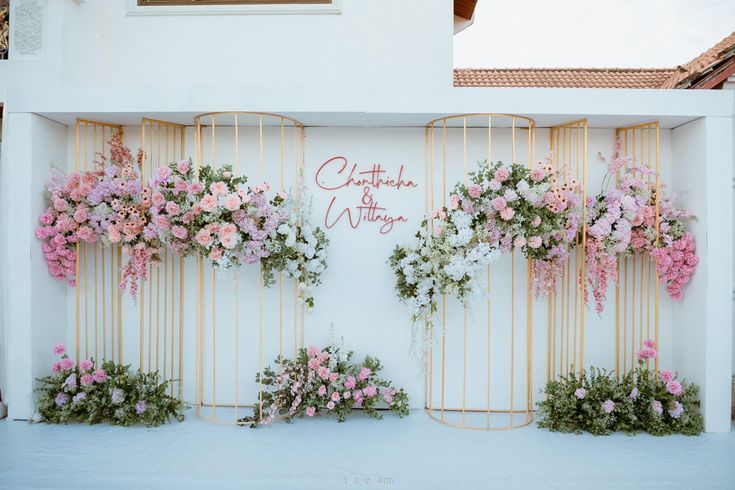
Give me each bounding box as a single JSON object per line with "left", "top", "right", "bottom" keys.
{"left": 50, "top": 123, "right": 680, "bottom": 412}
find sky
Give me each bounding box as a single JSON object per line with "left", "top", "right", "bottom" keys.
{"left": 454, "top": 0, "right": 735, "bottom": 68}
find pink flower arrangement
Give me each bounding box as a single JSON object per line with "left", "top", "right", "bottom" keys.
{"left": 585, "top": 139, "right": 698, "bottom": 312}
{"left": 35, "top": 134, "right": 161, "bottom": 299}
{"left": 243, "top": 343, "right": 409, "bottom": 426}
{"left": 37, "top": 142, "right": 329, "bottom": 306}
{"left": 37, "top": 343, "right": 184, "bottom": 426}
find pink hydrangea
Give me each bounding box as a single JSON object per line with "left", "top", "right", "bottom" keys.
{"left": 601, "top": 400, "right": 615, "bottom": 414}
{"left": 500, "top": 207, "right": 515, "bottom": 221}
{"left": 574, "top": 388, "right": 587, "bottom": 399}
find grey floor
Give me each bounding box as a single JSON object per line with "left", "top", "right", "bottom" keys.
{"left": 0, "top": 409, "right": 733, "bottom": 489}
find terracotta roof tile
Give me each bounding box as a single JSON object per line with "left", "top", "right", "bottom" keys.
{"left": 454, "top": 67, "right": 676, "bottom": 89}
{"left": 660, "top": 31, "right": 735, "bottom": 88}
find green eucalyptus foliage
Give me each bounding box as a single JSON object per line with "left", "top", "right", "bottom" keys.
{"left": 36, "top": 358, "right": 186, "bottom": 427}
{"left": 537, "top": 363, "right": 702, "bottom": 436}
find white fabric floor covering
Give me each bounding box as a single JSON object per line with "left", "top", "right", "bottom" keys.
{"left": 0, "top": 409, "right": 733, "bottom": 489}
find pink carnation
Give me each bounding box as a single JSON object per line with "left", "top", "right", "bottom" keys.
{"left": 344, "top": 376, "right": 357, "bottom": 390}
{"left": 500, "top": 207, "right": 515, "bottom": 221}
{"left": 60, "top": 357, "right": 75, "bottom": 371}
{"left": 494, "top": 167, "right": 510, "bottom": 182}
{"left": 79, "top": 359, "right": 93, "bottom": 372}
{"left": 53, "top": 343, "right": 66, "bottom": 356}
{"left": 358, "top": 367, "right": 372, "bottom": 381}
{"left": 468, "top": 184, "right": 483, "bottom": 199}
{"left": 92, "top": 369, "right": 107, "bottom": 382}
{"left": 80, "top": 373, "right": 94, "bottom": 386}
{"left": 491, "top": 196, "right": 507, "bottom": 211}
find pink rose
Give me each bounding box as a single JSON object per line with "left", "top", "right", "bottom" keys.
{"left": 176, "top": 159, "right": 190, "bottom": 174}
{"left": 79, "top": 359, "right": 93, "bottom": 372}
{"left": 165, "top": 201, "right": 181, "bottom": 216}
{"left": 528, "top": 236, "right": 542, "bottom": 249}
{"left": 326, "top": 401, "right": 335, "bottom": 410}
{"left": 307, "top": 345, "right": 320, "bottom": 358}
{"left": 305, "top": 406, "right": 316, "bottom": 417}
{"left": 491, "top": 197, "right": 507, "bottom": 211}
{"left": 222, "top": 193, "right": 241, "bottom": 212}
{"left": 494, "top": 167, "right": 510, "bottom": 182}
{"left": 157, "top": 166, "right": 171, "bottom": 181}
{"left": 329, "top": 372, "right": 339, "bottom": 382}
{"left": 219, "top": 223, "right": 237, "bottom": 239}
{"left": 208, "top": 247, "right": 223, "bottom": 261}
{"left": 468, "top": 184, "right": 482, "bottom": 199}
{"left": 188, "top": 182, "right": 203, "bottom": 194}
{"left": 362, "top": 385, "right": 378, "bottom": 398}
{"left": 331, "top": 391, "right": 341, "bottom": 402}
{"left": 344, "top": 391, "right": 352, "bottom": 399}
{"left": 500, "top": 207, "right": 515, "bottom": 221}
{"left": 54, "top": 343, "right": 66, "bottom": 356}
{"left": 530, "top": 167, "right": 545, "bottom": 182}
{"left": 209, "top": 182, "right": 228, "bottom": 196}
{"left": 107, "top": 225, "right": 121, "bottom": 243}
{"left": 358, "top": 367, "right": 372, "bottom": 381}
{"left": 171, "top": 225, "right": 188, "bottom": 240}
{"left": 151, "top": 192, "right": 165, "bottom": 207}
{"left": 195, "top": 229, "right": 213, "bottom": 247}
{"left": 278, "top": 191, "right": 288, "bottom": 200}
{"left": 318, "top": 385, "right": 327, "bottom": 396}
{"left": 344, "top": 376, "right": 357, "bottom": 390}
{"left": 93, "top": 369, "right": 107, "bottom": 382}
{"left": 154, "top": 215, "right": 170, "bottom": 231}
{"left": 199, "top": 194, "right": 217, "bottom": 213}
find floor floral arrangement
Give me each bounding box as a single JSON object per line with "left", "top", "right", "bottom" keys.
{"left": 239, "top": 342, "right": 409, "bottom": 427}
{"left": 536, "top": 340, "right": 702, "bottom": 436}
{"left": 36, "top": 344, "right": 185, "bottom": 427}
{"left": 35, "top": 134, "right": 328, "bottom": 307}
{"left": 389, "top": 159, "right": 580, "bottom": 339}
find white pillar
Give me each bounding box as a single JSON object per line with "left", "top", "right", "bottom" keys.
{"left": 672, "top": 116, "right": 733, "bottom": 432}
{"left": 1, "top": 113, "right": 68, "bottom": 420}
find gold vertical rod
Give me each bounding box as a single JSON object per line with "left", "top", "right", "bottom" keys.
{"left": 440, "top": 120, "right": 446, "bottom": 422}
{"left": 93, "top": 125, "right": 99, "bottom": 364}
{"left": 579, "top": 121, "right": 587, "bottom": 372}
{"left": 75, "top": 121, "right": 81, "bottom": 365}
{"left": 84, "top": 124, "right": 89, "bottom": 360}
{"left": 234, "top": 114, "right": 240, "bottom": 415}
{"left": 654, "top": 124, "right": 660, "bottom": 371}
{"left": 260, "top": 118, "right": 268, "bottom": 411}
{"left": 461, "top": 117, "right": 468, "bottom": 424}
{"left": 510, "top": 250, "right": 515, "bottom": 425}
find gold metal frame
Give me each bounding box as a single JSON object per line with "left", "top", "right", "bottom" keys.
{"left": 140, "top": 118, "right": 187, "bottom": 398}
{"left": 547, "top": 119, "right": 588, "bottom": 380}
{"left": 74, "top": 119, "right": 124, "bottom": 366}
{"left": 424, "top": 113, "right": 535, "bottom": 430}
{"left": 614, "top": 121, "right": 660, "bottom": 375}
{"left": 192, "top": 111, "right": 306, "bottom": 424}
